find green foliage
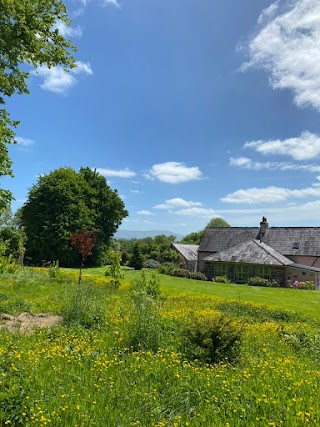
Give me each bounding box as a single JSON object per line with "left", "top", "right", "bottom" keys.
{"left": 62, "top": 284, "right": 105, "bottom": 329}
{"left": 143, "top": 259, "right": 161, "bottom": 268}
{"left": 180, "top": 312, "right": 242, "bottom": 364}
{"left": 129, "top": 243, "right": 144, "bottom": 270}
{"left": 0, "top": 208, "right": 25, "bottom": 262}
{"left": 289, "top": 280, "right": 315, "bottom": 290}
{"left": 0, "top": 255, "right": 21, "bottom": 274}
{"left": 127, "top": 272, "right": 163, "bottom": 352}
{"left": 214, "top": 275, "right": 230, "bottom": 283}
{"left": 0, "top": 0, "right": 76, "bottom": 208}
{"left": 21, "top": 167, "right": 128, "bottom": 267}
{"left": 189, "top": 271, "right": 207, "bottom": 281}
{"left": 48, "top": 261, "right": 60, "bottom": 278}
{"left": 172, "top": 268, "right": 191, "bottom": 278}
{"left": 180, "top": 217, "right": 230, "bottom": 245}
{"left": 158, "top": 265, "right": 207, "bottom": 281}
{"left": 205, "top": 217, "right": 230, "bottom": 229}
{"left": 180, "top": 230, "right": 203, "bottom": 245}
{"left": 115, "top": 234, "right": 177, "bottom": 265}
{"left": 247, "top": 276, "right": 280, "bottom": 288}
{"left": 105, "top": 251, "right": 124, "bottom": 287}
{"left": 161, "top": 248, "right": 182, "bottom": 264}
{"left": 158, "top": 262, "right": 176, "bottom": 275}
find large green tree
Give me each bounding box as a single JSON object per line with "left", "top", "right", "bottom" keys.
{"left": 0, "top": 0, "right": 76, "bottom": 208}
{"left": 20, "top": 167, "right": 128, "bottom": 266}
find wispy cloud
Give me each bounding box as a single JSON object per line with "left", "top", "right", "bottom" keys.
{"left": 174, "top": 207, "right": 217, "bottom": 218}
{"left": 257, "top": 1, "right": 279, "bottom": 25}
{"left": 137, "top": 210, "right": 154, "bottom": 216}
{"left": 73, "top": 0, "right": 120, "bottom": 15}
{"left": 145, "top": 162, "right": 203, "bottom": 184}
{"left": 244, "top": 131, "right": 320, "bottom": 160}
{"left": 15, "top": 136, "right": 35, "bottom": 149}
{"left": 53, "top": 20, "right": 82, "bottom": 38}
{"left": 221, "top": 183, "right": 320, "bottom": 204}
{"left": 102, "top": 0, "right": 121, "bottom": 8}
{"left": 33, "top": 61, "right": 93, "bottom": 94}
{"left": 95, "top": 167, "right": 137, "bottom": 178}
{"left": 230, "top": 156, "right": 320, "bottom": 173}
{"left": 154, "top": 198, "right": 202, "bottom": 210}
{"left": 242, "top": 0, "right": 320, "bottom": 111}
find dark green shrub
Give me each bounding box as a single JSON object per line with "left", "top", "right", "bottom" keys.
{"left": 189, "top": 272, "right": 207, "bottom": 281}
{"left": 214, "top": 275, "right": 230, "bottom": 283}
{"left": 172, "top": 268, "right": 191, "bottom": 278}
{"left": 158, "top": 262, "right": 176, "bottom": 276}
{"left": 129, "top": 243, "right": 144, "bottom": 270}
{"left": 144, "top": 259, "right": 161, "bottom": 269}
{"left": 247, "top": 276, "right": 280, "bottom": 287}
{"left": 180, "top": 312, "right": 242, "bottom": 364}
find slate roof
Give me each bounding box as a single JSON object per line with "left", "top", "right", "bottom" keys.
{"left": 199, "top": 227, "right": 320, "bottom": 256}
{"left": 171, "top": 243, "right": 199, "bottom": 261}
{"left": 203, "top": 240, "right": 294, "bottom": 266}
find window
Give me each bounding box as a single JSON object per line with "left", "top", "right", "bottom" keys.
{"left": 255, "top": 266, "right": 272, "bottom": 278}
{"left": 214, "top": 263, "right": 228, "bottom": 277}
{"left": 293, "top": 241, "right": 299, "bottom": 249}
{"left": 235, "top": 265, "right": 249, "bottom": 283}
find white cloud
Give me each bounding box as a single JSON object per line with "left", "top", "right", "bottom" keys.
{"left": 154, "top": 198, "right": 202, "bottom": 210}
{"left": 54, "top": 20, "right": 82, "bottom": 38}
{"left": 73, "top": 0, "right": 120, "bottom": 14}
{"left": 146, "top": 162, "right": 203, "bottom": 184}
{"left": 174, "top": 207, "right": 217, "bottom": 218}
{"left": 137, "top": 210, "right": 154, "bottom": 216}
{"left": 230, "top": 156, "right": 320, "bottom": 173}
{"left": 33, "top": 61, "right": 92, "bottom": 94}
{"left": 15, "top": 136, "right": 35, "bottom": 147}
{"left": 102, "top": 0, "right": 120, "bottom": 7}
{"left": 95, "top": 167, "right": 137, "bottom": 178}
{"left": 221, "top": 184, "right": 320, "bottom": 204}
{"left": 257, "top": 2, "right": 279, "bottom": 25}
{"left": 244, "top": 131, "right": 320, "bottom": 160}
{"left": 242, "top": 0, "right": 320, "bottom": 111}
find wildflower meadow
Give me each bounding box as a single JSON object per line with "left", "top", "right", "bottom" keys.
{"left": 1, "top": 268, "right": 320, "bottom": 426}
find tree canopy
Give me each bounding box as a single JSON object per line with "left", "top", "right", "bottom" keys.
{"left": 21, "top": 167, "right": 128, "bottom": 266}
{"left": 205, "top": 217, "right": 230, "bottom": 229}
{"left": 180, "top": 218, "right": 230, "bottom": 245}
{"left": 0, "top": 0, "right": 76, "bottom": 208}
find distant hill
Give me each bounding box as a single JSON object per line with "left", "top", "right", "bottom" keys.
{"left": 114, "top": 230, "right": 184, "bottom": 240}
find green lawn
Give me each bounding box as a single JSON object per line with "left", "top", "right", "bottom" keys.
{"left": 70, "top": 266, "right": 320, "bottom": 322}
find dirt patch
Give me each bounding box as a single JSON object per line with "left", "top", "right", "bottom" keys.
{"left": 0, "top": 312, "right": 62, "bottom": 334}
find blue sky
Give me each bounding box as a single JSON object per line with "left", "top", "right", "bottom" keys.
{"left": 5, "top": 0, "right": 320, "bottom": 235}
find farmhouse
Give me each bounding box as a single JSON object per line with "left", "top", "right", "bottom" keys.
{"left": 196, "top": 217, "right": 320, "bottom": 287}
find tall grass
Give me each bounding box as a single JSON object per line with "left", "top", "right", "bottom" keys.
{"left": 1, "top": 268, "right": 320, "bottom": 426}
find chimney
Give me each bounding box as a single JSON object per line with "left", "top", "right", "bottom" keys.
{"left": 259, "top": 216, "right": 268, "bottom": 241}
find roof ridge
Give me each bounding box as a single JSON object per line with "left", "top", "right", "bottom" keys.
{"left": 254, "top": 240, "right": 290, "bottom": 265}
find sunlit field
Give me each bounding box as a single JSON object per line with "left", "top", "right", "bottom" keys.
{"left": 1, "top": 267, "right": 320, "bottom": 426}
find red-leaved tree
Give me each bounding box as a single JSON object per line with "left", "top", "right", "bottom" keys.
{"left": 69, "top": 228, "right": 98, "bottom": 285}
